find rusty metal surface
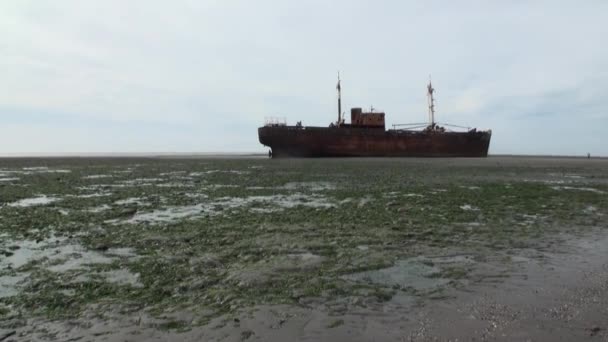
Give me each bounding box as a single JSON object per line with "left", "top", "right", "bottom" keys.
{"left": 260, "top": 80, "right": 491, "bottom": 158}
{"left": 258, "top": 126, "right": 492, "bottom": 158}
{"left": 350, "top": 107, "right": 386, "bottom": 129}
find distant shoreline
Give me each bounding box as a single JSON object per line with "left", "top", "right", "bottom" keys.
{"left": 0, "top": 153, "right": 605, "bottom": 159}
{"left": 0, "top": 152, "right": 268, "bottom": 158}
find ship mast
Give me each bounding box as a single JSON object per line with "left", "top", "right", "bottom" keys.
{"left": 336, "top": 72, "right": 342, "bottom": 126}
{"left": 427, "top": 78, "right": 436, "bottom": 127}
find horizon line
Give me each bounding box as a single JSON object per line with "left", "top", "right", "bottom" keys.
{"left": 0, "top": 152, "right": 605, "bottom": 159}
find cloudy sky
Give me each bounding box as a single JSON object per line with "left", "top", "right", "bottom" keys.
{"left": 1, "top": 1, "right": 607, "bottom": 155}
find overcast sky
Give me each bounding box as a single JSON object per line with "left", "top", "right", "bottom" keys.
{"left": 1, "top": 1, "right": 607, "bottom": 156}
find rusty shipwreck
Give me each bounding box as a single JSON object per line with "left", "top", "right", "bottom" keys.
{"left": 258, "top": 77, "right": 492, "bottom": 158}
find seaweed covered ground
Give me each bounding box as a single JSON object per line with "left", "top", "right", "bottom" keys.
{"left": 0, "top": 156, "right": 607, "bottom": 341}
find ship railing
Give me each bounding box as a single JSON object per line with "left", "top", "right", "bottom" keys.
{"left": 264, "top": 117, "right": 287, "bottom": 127}
{"left": 391, "top": 123, "right": 430, "bottom": 131}
{"left": 440, "top": 123, "right": 473, "bottom": 131}
{"left": 392, "top": 122, "right": 477, "bottom": 132}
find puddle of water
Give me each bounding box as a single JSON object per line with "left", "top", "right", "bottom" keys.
{"left": 358, "top": 196, "right": 373, "bottom": 207}
{"left": 518, "top": 214, "right": 545, "bottom": 225}
{"left": 288, "top": 252, "right": 321, "bottom": 261}
{"left": 118, "top": 178, "right": 163, "bottom": 186}
{"left": 71, "top": 192, "right": 112, "bottom": 199}
{"left": 282, "top": 182, "right": 336, "bottom": 191}
{"left": 185, "top": 193, "right": 208, "bottom": 199}
{"left": 79, "top": 183, "right": 133, "bottom": 190}
{"left": 106, "top": 248, "right": 139, "bottom": 258}
{"left": 113, "top": 169, "right": 134, "bottom": 174}
{"left": 157, "top": 182, "right": 195, "bottom": 188}
{"left": 551, "top": 186, "right": 605, "bottom": 194}
{"left": 159, "top": 171, "right": 186, "bottom": 176}
{"left": 83, "top": 174, "right": 113, "bottom": 179}
{"left": 87, "top": 204, "right": 112, "bottom": 213}
{"left": 509, "top": 255, "right": 532, "bottom": 263}
{"left": 279, "top": 253, "right": 324, "bottom": 271}
{"left": 404, "top": 193, "right": 424, "bottom": 197}
{"left": 8, "top": 195, "right": 60, "bottom": 207}
{"left": 0, "top": 274, "right": 28, "bottom": 298}
{"left": 0, "top": 237, "right": 137, "bottom": 273}
{"left": 8, "top": 167, "right": 72, "bottom": 174}
{"left": 428, "top": 254, "right": 476, "bottom": 265}
{"left": 59, "top": 289, "right": 76, "bottom": 296}
{"left": 250, "top": 208, "right": 281, "bottom": 213}
{"left": 246, "top": 182, "right": 336, "bottom": 191}
{"left": 190, "top": 170, "right": 250, "bottom": 176}
{"left": 46, "top": 246, "right": 114, "bottom": 272}
{"left": 542, "top": 180, "right": 568, "bottom": 184}
{"left": 248, "top": 194, "right": 335, "bottom": 209}
{"left": 23, "top": 167, "right": 49, "bottom": 171}
{"left": 114, "top": 197, "right": 149, "bottom": 206}
{"left": 229, "top": 252, "right": 324, "bottom": 287}
{"left": 1, "top": 235, "right": 143, "bottom": 298}
{"left": 99, "top": 269, "right": 143, "bottom": 288}
{"left": 206, "top": 184, "right": 239, "bottom": 189}
{"left": 460, "top": 204, "right": 480, "bottom": 211}
{"left": 345, "top": 259, "right": 449, "bottom": 291}
{"left": 583, "top": 205, "right": 597, "bottom": 214}
{"left": 123, "top": 205, "right": 205, "bottom": 224}
{"left": 0, "top": 236, "right": 68, "bottom": 269}
{"left": 384, "top": 192, "right": 423, "bottom": 198}
{"left": 429, "top": 188, "right": 449, "bottom": 195}
{"left": 121, "top": 193, "right": 335, "bottom": 224}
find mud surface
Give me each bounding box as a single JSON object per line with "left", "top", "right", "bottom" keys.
{"left": 0, "top": 156, "right": 607, "bottom": 341}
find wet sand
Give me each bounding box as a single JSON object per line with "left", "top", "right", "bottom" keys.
{"left": 1, "top": 156, "right": 607, "bottom": 341}
{"left": 5, "top": 229, "right": 607, "bottom": 341}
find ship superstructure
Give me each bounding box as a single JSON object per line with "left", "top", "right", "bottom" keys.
{"left": 258, "top": 76, "right": 491, "bottom": 158}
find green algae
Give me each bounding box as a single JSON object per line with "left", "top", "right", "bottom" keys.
{"left": 0, "top": 157, "right": 607, "bottom": 328}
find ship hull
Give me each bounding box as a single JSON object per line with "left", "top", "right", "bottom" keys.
{"left": 258, "top": 126, "right": 491, "bottom": 158}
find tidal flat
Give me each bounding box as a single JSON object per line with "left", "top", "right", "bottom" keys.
{"left": 0, "top": 156, "right": 607, "bottom": 341}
